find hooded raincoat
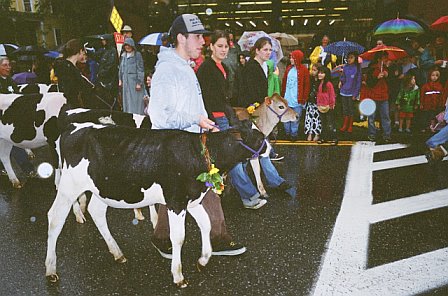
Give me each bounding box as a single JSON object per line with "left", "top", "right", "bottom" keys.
{"left": 119, "top": 38, "right": 145, "bottom": 115}
{"left": 281, "top": 50, "right": 310, "bottom": 106}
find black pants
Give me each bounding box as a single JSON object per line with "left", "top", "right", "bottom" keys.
{"left": 320, "top": 109, "right": 337, "bottom": 141}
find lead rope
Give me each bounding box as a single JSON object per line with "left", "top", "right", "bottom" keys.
{"left": 237, "top": 138, "right": 267, "bottom": 159}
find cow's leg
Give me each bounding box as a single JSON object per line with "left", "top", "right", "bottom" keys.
{"left": 250, "top": 158, "right": 268, "bottom": 198}
{"left": 187, "top": 194, "right": 212, "bottom": 269}
{"left": 168, "top": 209, "right": 187, "bottom": 288}
{"left": 46, "top": 189, "right": 80, "bottom": 282}
{"left": 88, "top": 194, "right": 126, "bottom": 263}
{"left": 133, "top": 208, "right": 145, "bottom": 221}
{"left": 72, "top": 193, "right": 88, "bottom": 223}
{"left": 24, "top": 148, "right": 35, "bottom": 160}
{"left": 0, "top": 140, "right": 21, "bottom": 188}
{"left": 149, "top": 205, "right": 158, "bottom": 229}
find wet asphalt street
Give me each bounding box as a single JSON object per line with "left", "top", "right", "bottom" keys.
{"left": 0, "top": 129, "right": 447, "bottom": 296}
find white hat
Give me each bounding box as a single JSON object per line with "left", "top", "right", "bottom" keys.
{"left": 122, "top": 25, "right": 133, "bottom": 32}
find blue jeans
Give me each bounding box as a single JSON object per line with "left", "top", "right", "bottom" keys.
{"left": 283, "top": 104, "right": 304, "bottom": 137}
{"left": 216, "top": 116, "right": 289, "bottom": 202}
{"left": 426, "top": 125, "right": 448, "bottom": 148}
{"left": 214, "top": 116, "right": 260, "bottom": 203}
{"left": 368, "top": 100, "right": 391, "bottom": 139}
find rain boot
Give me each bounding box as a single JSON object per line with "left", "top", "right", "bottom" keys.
{"left": 347, "top": 116, "right": 353, "bottom": 133}
{"left": 339, "top": 116, "right": 349, "bottom": 132}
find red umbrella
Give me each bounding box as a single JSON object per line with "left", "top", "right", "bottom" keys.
{"left": 359, "top": 45, "right": 408, "bottom": 61}
{"left": 430, "top": 16, "right": 448, "bottom": 32}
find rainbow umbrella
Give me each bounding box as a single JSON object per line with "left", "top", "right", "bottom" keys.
{"left": 430, "top": 16, "right": 448, "bottom": 32}
{"left": 373, "top": 18, "right": 424, "bottom": 36}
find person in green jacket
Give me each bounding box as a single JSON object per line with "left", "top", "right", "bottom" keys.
{"left": 266, "top": 59, "right": 280, "bottom": 97}
{"left": 396, "top": 73, "right": 420, "bottom": 133}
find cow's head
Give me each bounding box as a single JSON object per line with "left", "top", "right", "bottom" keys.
{"left": 255, "top": 93, "right": 298, "bottom": 123}
{"left": 207, "top": 119, "right": 266, "bottom": 171}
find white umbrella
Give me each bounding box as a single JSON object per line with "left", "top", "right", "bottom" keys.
{"left": 237, "top": 31, "right": 283, "bottom": 65}
{"left": 139, "top": 33, "right": 164, "bottom": 46}
{"left": 0, "top": 44, "right": 19, "bottom": 56}
{"left": 269, "top": 32, "right": 298, "bottom": 46}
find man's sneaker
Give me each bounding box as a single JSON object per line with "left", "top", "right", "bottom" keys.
{"left": 368, "top": 135, "right": 376, "bottom": 141}
{"left": 151, "top": 239, "right": 172, "bottom": 259}
{"left": 212, "top": 241, "right": 247, "bottom": 256}
{"left": 270, "top": 153, "right": 284, "bottom": 161}
{"left": 243, "top": 198, "right": 267, "bottom": 210}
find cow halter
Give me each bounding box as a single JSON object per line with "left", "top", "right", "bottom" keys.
{"left": 267, "top": 105, "right": 290, "bottom": 121}
{"left": 237, "top": 138, "right": 267, "bottom": 159}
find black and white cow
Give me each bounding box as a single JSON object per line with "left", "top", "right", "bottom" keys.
{"left": 0, "top": 93, "right": 66, "bottom": 188}
{"left": 0, "top": 92, "right": 130, "bottom": 188}
{"left": 45, "top": 119, "right": 266, "bottom": 287}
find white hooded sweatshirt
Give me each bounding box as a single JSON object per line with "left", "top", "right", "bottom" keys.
{"left": 149, "top": 47, "right": 207, "bottom": 133}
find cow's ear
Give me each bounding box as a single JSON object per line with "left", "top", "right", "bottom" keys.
{"left": 225, "top": 104, "right": 241, "bottom": 127}
{"left": 264, "top": 96, "right": 272, "bottom": 105}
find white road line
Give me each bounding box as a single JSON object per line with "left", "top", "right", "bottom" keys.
{"left": 311, "top": 143, "right": 448, "bottom": 296}
{"left": 371, "top": 155, "right": 429, "bottom": 171}
{"left": 368, "top": 189, "right": 448, "bottom": 224}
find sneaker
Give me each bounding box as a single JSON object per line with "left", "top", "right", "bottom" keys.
{"left": 368, "top": 135, "right": 376, "bottom": 141}
{"left": 405, "top": 128, "right": 411, "bottom": 133}
{"left": 317, "top": 139, "right": 325, "bottom": 144}
{"left": 270, "top": 153, "right": 284, "bottom": 161}
{"left": 398, "top": 128, "right": 403, "bottom": 133}
{"left": 212, "top": 241, "right": 247, "bottom": 256}
{"left": 383, "top": 137, "right": 392, "bottom": 143}
{"left": 243, "top": 198, "right": 267, "bottom": 210}
{"left": 151, "top": 239, "right": 172, "bottom": 259}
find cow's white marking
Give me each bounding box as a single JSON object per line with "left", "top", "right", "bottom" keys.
{"left": 133, "top": 114, "right": 146, "bottom": 128}
{"left": 312, "top": 142, "right": 448, "bottom": 295}
{"left": 70, "top": 122, "right": 107, "bottom": 134}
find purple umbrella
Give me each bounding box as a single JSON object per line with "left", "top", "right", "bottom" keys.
{"left": 12, "top": 72, "right": 37, "bottom": 84}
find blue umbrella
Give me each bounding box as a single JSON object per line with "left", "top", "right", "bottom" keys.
{"left": 324, "top": 41, "right": 365, "bottom": 57}
{"left": 139, "top": 33, "right": 164, "bottom": 46}
{"left": 44, "top": 51, "right": 60, "bottom": 59}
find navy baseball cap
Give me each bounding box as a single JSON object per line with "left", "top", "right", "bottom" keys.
{"left": 169, "top": 14, "right": 210, "bottom": 37}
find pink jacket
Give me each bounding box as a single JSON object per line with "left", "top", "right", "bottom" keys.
{"left": 317, "top": 81, "right": 336, "bottom": 108}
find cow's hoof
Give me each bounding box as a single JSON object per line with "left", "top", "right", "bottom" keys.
{"left": 196, "top": 261, "right": 206, "bottom": 272}
{"left": 12, "top": 182, "right": 23, "bottom": 189}
{"left": 46, "top": 273, "right": 59, "bottom": 283}
{"left": 116, "top": 256, "right": 127, "bottom": 263}
{"left": 176, "top": 279, "right": 188, "bottom": 288}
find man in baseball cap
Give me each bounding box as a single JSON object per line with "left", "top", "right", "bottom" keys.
{"left": 169, "top": 14, "right": 210, "bottom": 40}
{"left": 149, "top": 14, "right": 246, "bottom": 259}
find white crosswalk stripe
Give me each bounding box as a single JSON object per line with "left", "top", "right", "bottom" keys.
{"left": 311, "top": 141, "right": 448, "bottom": 296}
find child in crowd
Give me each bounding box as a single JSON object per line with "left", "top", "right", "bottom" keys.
{"left": 396, "top": 74, "right": 420, "bottom": 133}
{"left": 338, "top": 51, "right": 361, "bottom": 134}
{"left": 281, "top": 50, "right": 310, "bottom": 141}
{"left": 304, "top": 63, "right": 322, "bottom": 141}
{"left": 266, "top": 59, "right": 281, "bottom": 97}
{"left": 419, "top": 68, "right": 444, "bottom": 132}
{"left": 316, "top": 66, "right": 337, "bottom": 145}
{"left": 387, "top": 62, "right": 403, "bottom": 129}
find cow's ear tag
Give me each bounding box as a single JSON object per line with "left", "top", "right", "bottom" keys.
{"left": 264, "top": 97, "right": 272, "bottom": 105}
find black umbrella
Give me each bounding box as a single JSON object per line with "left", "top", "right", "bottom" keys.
{"left": 12, "top": 45, "right": 48, "bottom": 56}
